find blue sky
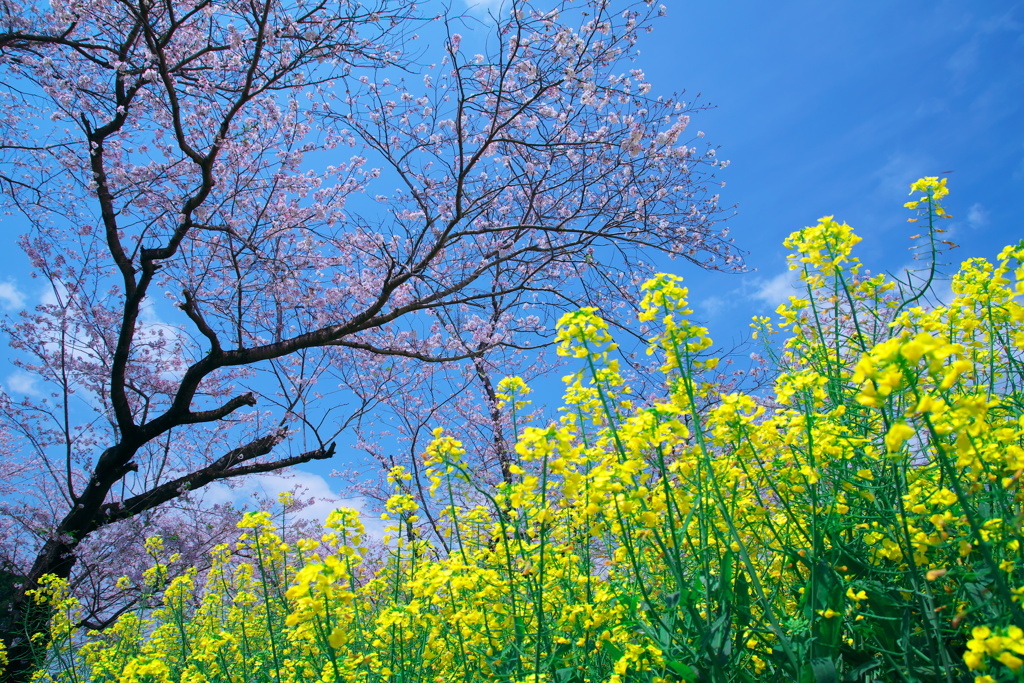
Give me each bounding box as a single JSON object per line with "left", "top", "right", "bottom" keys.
{"left": 252, "top": 0, "right": 1024, "bottom": 521}
{"left": 633, "top": 0, "right": 1024, "bottom": 348}
{"left": 1, "top": 0, "right": 1022, "bottom": 528}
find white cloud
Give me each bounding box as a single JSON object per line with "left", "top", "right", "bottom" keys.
{"left": 873, "top": 153, "right": 933, "bottom": 200}
{"left": 4, "top": 370, "right": 42, "bottom": 397}
{"left": 932, "top": 279, "right": 955, "bottom": 307}
{"left": 39, "top": 280, "right": 67, "bottom": 307}
{"left": 892, "top": 260, "right": 955, "bottom": 308}
{"left": 136, "top": 300, "right": 189, "bottom": 381}
{"left": 945, "top": 40, "right": 980, "bottom": 82}
{"left": 0, "top": 281, "right": 25, "bottom": 311}
{"left": 966, "top": 202, "right": 989, "bottom": 230}
{"left": 36, "top": 281, "right": 188, "bottom": 380}
{"left": 749, "top": 270, "right": 802, "bottom": 310}
{"left": 463, "top": 0, "right": 504, "bottom": 15}
{"left": 697, "top": 295, "right": 729, "bottom": 319}
{"left": 204, "top": 470, "right": 388, "bottom": 540}
{"left": 978, "top": 10, "right": 1023, "bottom": 36}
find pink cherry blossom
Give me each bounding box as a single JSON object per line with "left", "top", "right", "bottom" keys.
{"left": 0, "top": 0, "right": 740, "bottom": 675}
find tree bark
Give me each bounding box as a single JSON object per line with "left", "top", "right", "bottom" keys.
{"left": 0, "top": 437, "right": 335, "bottom": 682}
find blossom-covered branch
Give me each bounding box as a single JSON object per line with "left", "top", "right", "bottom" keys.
{"left": 0, "top": 0, "right": 737, "bottom": 677}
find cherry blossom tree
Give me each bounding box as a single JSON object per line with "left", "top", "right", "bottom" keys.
{"left": 0, "top": 0, "right": 738, "bottom": 675}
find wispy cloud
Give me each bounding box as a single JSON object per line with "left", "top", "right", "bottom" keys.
{"left": 966, "top": 202, "right": 989, "bottom": 229}
{"left": 945, "top": 39, "right": 980, "bottom": 85}
{"left": 977, "top": 8, "right": 1024, "bottom": 36}
{"left": 697, "top": 294, "right": 729, "bottom": 319}
{"left": 4, "top": 370, "right": 41, "bottom": 397}
{"left": 873, "top": 153, "right": 934, "bottom": 201}
{"left": 204, "top": 470, "right": 388, "bottom": 539}
{"left": 0, "top": 281, "right": 25, "bottom": 311}
{"left": 891, "top": 259, "right": 956, "bottom": 308}
{"left": 749, "top": 270, "right": 802, "bottom": 310}
{"left": 462, "top": 0, "right": 504, "bottom": 15}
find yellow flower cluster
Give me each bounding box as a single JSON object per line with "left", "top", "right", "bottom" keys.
{"left": 639, "top": 274, "right": 712, "bottom": 373}
{"left": 904, "top": 176, "right": 950, "bottom": 212}
{"left": 17, "top": 179, "right": 1024, "bottom": 683}
{"left": 783, "top": 216, "right": 863, "bottom": 279}
{"left": 965, "top": 625, "right": 1024, "bottom": 677}
{"left": 555, "top": 307, "right": 618, "bottom": 360}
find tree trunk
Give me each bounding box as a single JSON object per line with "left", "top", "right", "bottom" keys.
{"left": 1, "top": 515, "right": 97, "bottom": 683}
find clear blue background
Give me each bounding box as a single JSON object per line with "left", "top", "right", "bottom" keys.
{"left": 634, "top": 0, "right": 1023, "bottom": 348}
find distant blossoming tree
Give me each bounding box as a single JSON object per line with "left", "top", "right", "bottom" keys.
{"left": 0, "top": 0, "right": 738, "bottom": 676}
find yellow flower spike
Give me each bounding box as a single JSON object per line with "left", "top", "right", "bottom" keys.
{"left": 909, "top": 175, "right": 949, "bottom": 199}
{"left": 496, "top": 375, "right": 532, "bottom": 411}
{"left": 387, "top": 465, "right": 411, "bottom": 484}
{"left": 899, "top": 332, "right": 938, "bottom": 364}
{"left": 555, "top": 307, "right": 617, "bottom": 360}
{"left": 783, "top": 216, "right": 863, "bottom": 278}
{"left": 911, "top": 394, "right": 941, "bottom": 416}
{"left": 385, "top": 492, "right": 419, "bottom": 516}
{"left": 237, "top": 510, "right": 274, "bottom": 530}
{"left": 939, "top": 358, "right": 974, "bottom": 390}
{"left": 327, "top": 625, "right": 347, "bottom": 649}
{"left": 144, "top": 535, "right": 165, "bottom": 554}
{"left": 884, "top": 422, "right": 917, "bottom": 454}
{"left": 639, "top": 273, "right": 690, "bottom": 320}
{"left": 325, "top": 507, "right": 366, "bottom": 541}
{"left": 963, "top": 649, "right": 986, "bottom": 671}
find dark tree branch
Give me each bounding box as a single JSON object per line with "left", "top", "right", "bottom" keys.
{"left": 99, "top": 436, "right": 336, "bottom": 524}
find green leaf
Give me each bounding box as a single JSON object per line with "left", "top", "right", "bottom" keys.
{"left": 602, "top": 641, "right": 624, "bottom": 662}
{"left": 555, "top": 667, "right": 580, "bottom": 683}
{"left": 666, "top": 660, "right": 697, "bottom": 682}
{"left": 734, "top": 569, "right": 751, "bottom": 631}
{"left": 810, "top": 657, "right": 839, "bottom": 683}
